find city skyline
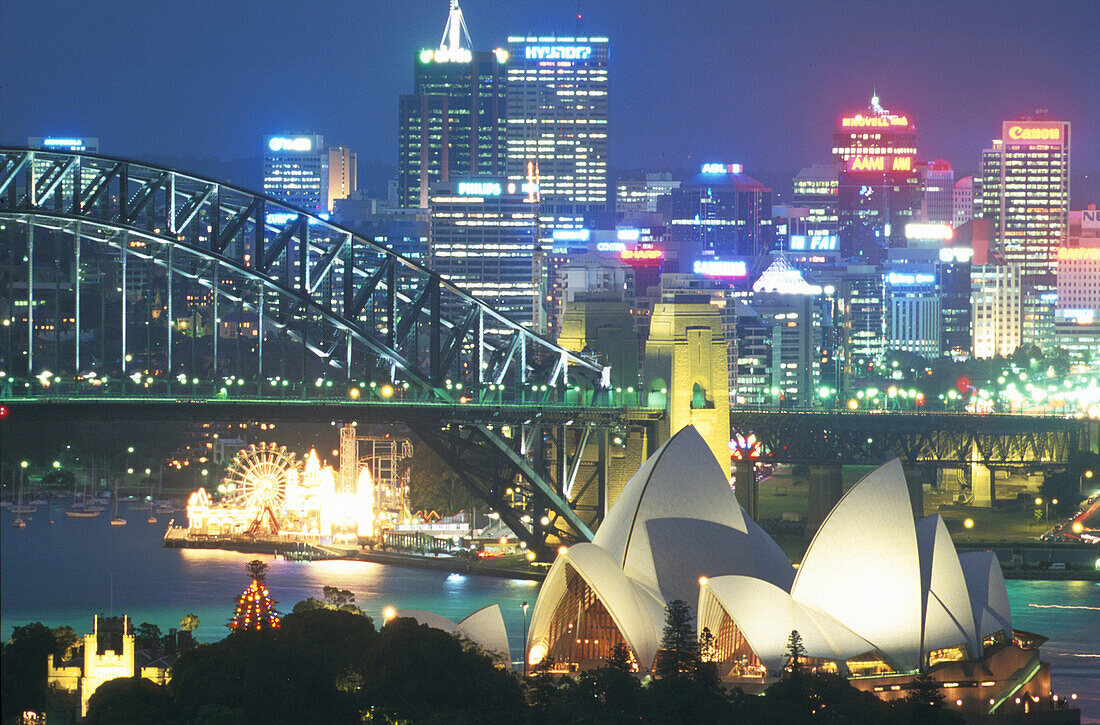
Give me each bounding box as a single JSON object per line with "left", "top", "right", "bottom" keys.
{"left": 2, "top": 0, "right": 1097, "bottom": 202}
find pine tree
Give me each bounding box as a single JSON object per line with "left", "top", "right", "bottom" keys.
{"left": 654, "top": 599, "right": 699, "bottom": 679}
{"left": 784, "top": 629, "right": 807, "bottom": 675}
{"left": 228, "top": 579, "right": 281, "bottom": 632}
{"left": 604, "top": 642, "right": 634, "bottom": 672}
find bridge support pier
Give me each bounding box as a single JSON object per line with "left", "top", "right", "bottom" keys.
{"left": 969, "top": 461, "right": 995, "bottom": 507}
{"left": 807, "top": 465, "right": 843, "bottom": 531}
{"left": 902, "top": 465, "right": 927, "bottom": 518}
{"left": 733, "top": 458, "right": 757, "bottom": 521}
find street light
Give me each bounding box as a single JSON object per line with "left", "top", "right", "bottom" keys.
{"left": 1081, "top": 470, "right": 1094, "bottom": 497}
{"left": 521, "top": 601, "right": 530, "bottom": 677}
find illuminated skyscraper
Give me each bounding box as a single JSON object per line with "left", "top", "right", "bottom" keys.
{"left": 263, "top": 134, "right": 328, "bottom": 212}
{"left": 428, "top": 179, "right": 539, "bottom": 326}
{"left": 327, "top": 146, "right": 357, "bottom": 213}
{"left": 505, "top": 36, "right": 610, "bottom": 233}
{"left": 668, "top": 163, "right": 774, "bottom": 262}
{"left": 398, "top": 2, "right": 508, "bottom": 209}
{"left": 979, "top": 117, "right": 1070, "bottom": 347}
{"left": 833, "top": 95, "right": 921, "bottom": 261}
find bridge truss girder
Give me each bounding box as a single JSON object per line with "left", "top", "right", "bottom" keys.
{"left": 0, "top": 147, "right": 602, "bottom": 403}
{"left": 730, "top": 412, "right": 1089, "bottom": 469}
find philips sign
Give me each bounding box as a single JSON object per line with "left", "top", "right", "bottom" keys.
{"left": 268, "top": 137, "right": 313, "bottom": 152}
{"left": 457, "top": 181, "right": 502, "bottom": 196}
{"left": 525, "top": 45, "right": 592, "bottom": 61}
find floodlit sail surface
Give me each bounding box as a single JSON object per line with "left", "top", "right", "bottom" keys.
{"left": 791, "top": 459, "right": 924, "bottom": 671}
{"left": 529, "top": 425, "right": 794, "bottom": 671}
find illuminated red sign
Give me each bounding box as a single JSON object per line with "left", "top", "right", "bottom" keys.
{"left": 619, "top": 247, "right": 664, "bottom": 265}
{"left": 841, "top": 114, "right": 911, "bottom": 128}
{"left": 1006, "top": 125, "right": 1062, "bottom": 142}
{"left": 846, "top": 156, "right": 913, "bottom": 173}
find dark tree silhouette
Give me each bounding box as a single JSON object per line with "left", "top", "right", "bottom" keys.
{"left": 244, "top": 559, "right": 269, "bottom": 582}
{"left": 784, "top": 629, "right": 807, "bottom": 674}
{"left": 653, "top": 599, "right": 699, "bottom": 679}
{"left": 604, "top": 642, "right": 634, "bottom": 672}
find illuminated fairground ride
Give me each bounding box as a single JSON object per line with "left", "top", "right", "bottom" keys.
{"left": 186, "top": 431, "right": 408, "bottom": 542}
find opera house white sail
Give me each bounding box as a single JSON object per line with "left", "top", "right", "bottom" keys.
{"left": 525, "top": 423, "right": 1054, "bottom": 714}
{"left": 392, "top": 604, "right": 510, "bottom": 663}
{"left": 526, "top": 425, "right": 793, "bottom": 672}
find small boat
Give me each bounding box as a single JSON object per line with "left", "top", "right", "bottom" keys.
{"left": 10, "top": 505, "right": 37, "bottom": 514}
{"left": 147, "top": 515, "right": 157, "bottom": 524}
{"left": 109, "top": 479, "right": 127, "bottom": 526}
{"left": 0, "top": 500, "right": 12, "bottom": 508}
{"left": 12, "top": 516, "right": 26, "bottom": 528}
{"left": 29, "top": 498, "right": 49, "bottom": 506}
{"left": 65, "top": 508, "right": 102, "bottom": 518}
{"left": 155, "top": 504, "right": 175, "bottom": 515}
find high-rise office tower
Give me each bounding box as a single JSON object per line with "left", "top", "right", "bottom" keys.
{"left": 428, "top": 178, "right": 539, "bottom": 326}
{"left": 952, "top": 176, "right": 979, "bottom": 228}
{"left": 327, "top": 146, "right": 357, "bottom": 212}
{"left": 263, "top": 134, "right": 328, "bottom": 212}
{"left": 791, "top": 162, "right": 841, "bottom": 236}
{"left": 668, "top": 163, "right": 773, "bottom": 263}
{"left": 918, "top": 160, "right": 954, "bottom": 224}
{"left": 833, "top": 95, "right": 921, "bottom": 261}
{"left": 398, "top": 2, "right": 508, "bottom": 209}
{"left": 505, "top": 35, "right": 610, "bottom": 234}
{"left": 980, "top": 116, "right": 1070, "bottom": 347}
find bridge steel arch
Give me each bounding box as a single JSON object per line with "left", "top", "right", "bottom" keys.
{"left": 0, "top": 147, "right": 651, "bottom": 549}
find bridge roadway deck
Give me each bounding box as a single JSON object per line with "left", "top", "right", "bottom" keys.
{"left": 0, "top": 396, "right": 666, "bottom": 426}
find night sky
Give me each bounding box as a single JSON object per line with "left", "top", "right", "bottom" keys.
{"left": 2, "top": 0, "right": 1097, "bottom": 199}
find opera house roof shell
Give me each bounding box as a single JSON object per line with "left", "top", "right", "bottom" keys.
{"left": 527, "top": 426, "right": 795, "bottom": 671}
{"left": 526, "top": 425, "right": 1014, "bottom": 681}
{"left": 395, "top": 604, "right": 510, "bottom": 662}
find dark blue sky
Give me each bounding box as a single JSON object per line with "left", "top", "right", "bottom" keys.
{"left": 2, "top": 0, "right": 1096, "bottom": 197}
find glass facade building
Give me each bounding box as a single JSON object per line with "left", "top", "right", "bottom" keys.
{"left": 505, "top": 36, "right": 610, "bottom": 234}
{"left": 980, "top": 119, "right": 1070, "bottom": 347}
{"left": 428, "top": 179, "right": 539, "bottom": 327}
{"left": 263, "top": 134, "right": 328, "bottom": 213}
{"left": 398, "top": 48, "right": 507, "bottom": 209}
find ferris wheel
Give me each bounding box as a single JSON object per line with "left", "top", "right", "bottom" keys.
{"left": 222, "top": 443, "right": 298, "bottom": 524}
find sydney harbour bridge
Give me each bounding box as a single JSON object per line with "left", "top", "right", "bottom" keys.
{"left": 0, "top": 147, "right": 1091, "bottom": 550}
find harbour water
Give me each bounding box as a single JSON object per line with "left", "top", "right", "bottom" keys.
{"left": 2, "top": 507, "right": 1098, "bottom": 722}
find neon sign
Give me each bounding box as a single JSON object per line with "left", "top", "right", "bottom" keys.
{"left": 525, "top": 45, "right": 592, "bottom": 60}
{"left": 620, "top": 248, "right": 664, "bottom": 264}
{"left": 841, "top": 114, "right": 910, "bottom": 128}
{"left": 268, "top": 137, "right": 312, "bottom": 152}
{"left": 790, "top": 234, "right": 838, "bottom": 251}
{"left": 847, "top": 156, "right": 912, "bottom": 173}
{"left": 700, "top": 163, "right": 743, "bottom": 174}
{"left": 457, "top": 181, "right": 501, "bottom": 196}
{"left": 887, "top": 272, "right": 935, "bottom": 286}
{"left": 693, "top": 259, "right": 747, "bottom": 278}
{"left": 616, "top": 228, "right": 640, "bottom": 241}
{"left": 551, "top": 229, "right": 590, "bottom": 242}
{"left": 1007, "top": 125, "right": 1061, "bottom": 141}
{"left": 596, "top": 242, "right": 626, "bottom": 252}
{"left": 42, "top": 138, "right": 85, "bottom": 147}
{"left": 905, "top": 223, "right": 953, "bottom": 241}
{"left": 419, "top": 48, "right": 473, "bottom": 64}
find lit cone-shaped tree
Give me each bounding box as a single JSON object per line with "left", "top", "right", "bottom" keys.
{"left": 228, "top": 579, "right": 281, "bottom": 632}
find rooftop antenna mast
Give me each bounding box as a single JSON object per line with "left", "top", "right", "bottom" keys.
{"left": 440, "top": 0, "right": 473, "bottom": 52}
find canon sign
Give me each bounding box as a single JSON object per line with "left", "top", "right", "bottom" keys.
{"left": 1004, "top": 124, "right": 1064, "bottom": 143}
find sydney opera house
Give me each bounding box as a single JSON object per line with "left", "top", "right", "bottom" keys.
{"left": 526, "top": 426, "right": 1057, "bottom": 715}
